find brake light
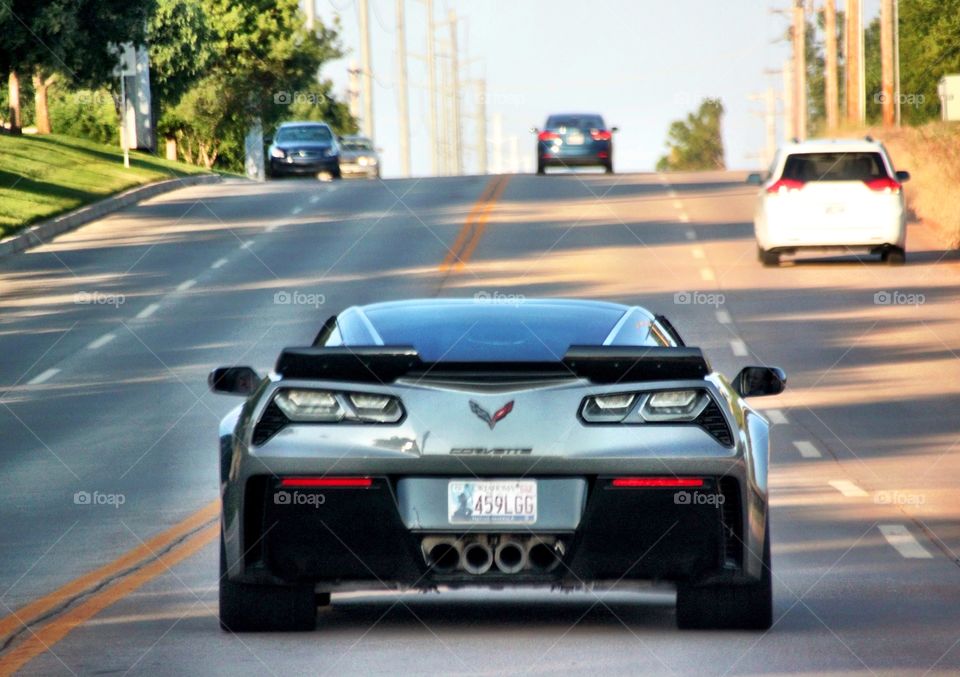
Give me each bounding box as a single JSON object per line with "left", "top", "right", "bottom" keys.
{"left": 280, "top": 477, "right": 373, "bottom": 488}
{"left": 864, "top": 176, "right": 902, "bottom": 194}
{"left": 611, "top": 477, "right": 705, "bottom": 488}
{"left": 590, "top": 129, "right": 612, "bottom": 141}
{"left": 766, "top": 178, "right": 805, "bottom": 194}
{"left": 538, "top": 131, "right": 560, "bottom": 142}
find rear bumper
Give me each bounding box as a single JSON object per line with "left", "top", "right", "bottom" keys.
{"left": 224, "top": 471, "right": 759, "bottom": 590}
{"left": 269, "top": 157, "right": 339, "bottom": 175}
{"left": 756, "top": 202, "right": 906, "bottom": 250}
{"left": 538, "top": 141, "right": 611, "bottom": 167}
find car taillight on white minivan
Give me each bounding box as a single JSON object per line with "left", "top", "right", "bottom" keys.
{"left": 766, "top": 178, "right": 805, "bottom": 194}
{"left": 864, "top": 176, "right": 902, "bottom": 194}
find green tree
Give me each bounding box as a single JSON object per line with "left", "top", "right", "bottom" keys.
{"left": 656, "top": 98, "right": 726, "bottom": 172}
{"left": 897, "top": 0, "right": 960, "bottom": 123}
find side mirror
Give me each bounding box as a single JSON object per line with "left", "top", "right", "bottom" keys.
{"left": 746, "top": 172, "right": 764, "bottom": 186}
{"left": 209, "top": 366, "right": 261, "bottom": 396}
{"left": 734, "top": 366, "right": 786, "bottom": 398}
{"left": 529, "top": 127, "right": 539, "bottom": 134}
{"left": 895, "top": 170, "right": 911, "bottom": 183}
{"left": 611, "top": 126, "right": 619, "bottom": 133}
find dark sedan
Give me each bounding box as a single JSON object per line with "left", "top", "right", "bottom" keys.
{"left": 534, "top": 113, "right": 617, "bottom": 174}
{"left": 267, "top": 122, "right": 341, "bottom": 179}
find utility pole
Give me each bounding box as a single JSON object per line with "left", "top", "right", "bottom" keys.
{"left": 396, "top": 0, "right": 411, "bottom": 176}
{"left": 475, "top": 79, "right": 487, "bottom": 174}
{"left": 492, "top": 112, "right": 503, "bottom": 174}
{"left": 880, "top": 0, "right": 895, "bottom": 127}
{"left": 893, "top": 0, "right": 901, "bottom": 126}
{"left": 824, "top": 0, "right": 839, "bottom": 132}
{"left": 792, "top": 0, "right": 807, "bottom": 141}
{"left": 359, "top": 0, "right": 374, "bottom": 139}
{"left": 448, "top": 10, "right": 463, "bottom": 175}
{"left": 347, "top": 61, "right": 361, "bottom": 120}
{"left": 425, "top": 0, "right": 439, "bottom": 175}
{"left": 783, "top": 58, "right": 795, "bottom": 141}
{"left": 845, "top": 0, "right": 864, "bottom": 125}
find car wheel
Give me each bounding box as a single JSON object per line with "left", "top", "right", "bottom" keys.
{"left": 219, "top": 533, "right": 316, "bottom": 632}
{"left": 604, "top": 162, "right": 614, "bottom": 174}
{"left": 758, "top": 247, "right": 780, "bottom": 267}
{"left": 676, "top": 522, "right": 773, "bottom": 630}
{"left": 882, "top": 246, "right": 906, "bottom": 265}
{"left": 536, "top": 161, "right": 545, "bottom": 175}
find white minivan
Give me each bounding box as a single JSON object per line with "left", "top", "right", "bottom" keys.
{"left": 750, "top": 138, "right": 910, "bottom": 266}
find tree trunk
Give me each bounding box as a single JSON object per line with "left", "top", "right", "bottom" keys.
{"left": 7, "top": 70, "right": 22, "bottom": 135}
{"left": 32, "top": 69, "right": 57, "bottom": 134}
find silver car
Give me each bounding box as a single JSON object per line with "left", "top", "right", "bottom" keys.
{"left": 338, "top": 135, "right": 381, "bottom": 179}
{"left": 211, "top": 299, "right": 785, "bottom": 632}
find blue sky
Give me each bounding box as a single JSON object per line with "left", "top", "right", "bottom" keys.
{"left": 316, "top": 0, "right": 883, "bottom": 177}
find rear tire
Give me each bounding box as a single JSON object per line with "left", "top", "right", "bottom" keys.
{"left": 536, "top": 161, "right": 545, "bottom": 175}
{"left": 882, "top": 246, "right": 906, "bottom": 265}
{"left": 219, "top": 533, "right": 316, "bottom": 632}
{"left": 676, "top": 522, "right": 773, "bottom": 630}
{"left": 758, "top": 246, "right": 780, "bottom": 267}
{"left": 604, "top": 161, "right": 614, "bottom": 174}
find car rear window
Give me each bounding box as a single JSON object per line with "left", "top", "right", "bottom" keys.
{"left": 275, "top": 125, "right": 333, "bottom": 143}
{"left": 545, "top": 115, "right": 606, "bottom": 131}
{"left": 342, "top": 139, "right": 373, "bottom": 151}
{"left": 363, "top": 304, "right": 625, "bottom": 362}
{"left": 780, "top": 152, "right": 888, "bottom": 182}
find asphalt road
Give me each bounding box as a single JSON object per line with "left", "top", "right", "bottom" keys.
{"left": 1, "top": 170, "right": 958, "bottom": 675}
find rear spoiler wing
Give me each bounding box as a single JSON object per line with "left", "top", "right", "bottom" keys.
{"left": 275, "top": 345, "right": 710, "bottom": 384}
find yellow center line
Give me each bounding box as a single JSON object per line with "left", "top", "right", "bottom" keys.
{"left": 0, "top": 500, "right": 219, "bottom": 669}
{"left": 0, "top": 523, "right": 219, "bottom": 676}
{"left": 439, "top": 175, "right": 510, "bottom": 272}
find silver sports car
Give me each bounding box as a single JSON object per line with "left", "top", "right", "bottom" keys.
{"left": 210, "top": 299, "right": 785, "bottom": 631}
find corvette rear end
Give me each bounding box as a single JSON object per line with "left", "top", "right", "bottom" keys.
{"left": 211, "top": 299, "right": 784, "bottom": 631}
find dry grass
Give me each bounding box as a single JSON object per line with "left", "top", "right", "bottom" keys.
{"left": 862, "top": 123, "right": 960, "bottom": 248}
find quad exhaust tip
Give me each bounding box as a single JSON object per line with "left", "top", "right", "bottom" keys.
{"left": 461, "top": 541, "right": 494, "bottom": 575}
{"left": 426, "top": 541, "right": 461, "bottom": 573}
{"left": 494, "top": 539, "right": 527, "bottom": 574}
{"left": 422, "top": 535, "right": 563, "bottom": 574}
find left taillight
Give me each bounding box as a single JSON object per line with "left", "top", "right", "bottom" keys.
{"left": 864, "top": 176, "right": 902, "bottom": 194}
{"left": 590, "top": 129, "right": 612, "bottom": 141}
{"left": 273, "top": 389, "right": 404, "bottom": 423}
{"left": 538, "top": 131, "right": 560, "bottom": 142}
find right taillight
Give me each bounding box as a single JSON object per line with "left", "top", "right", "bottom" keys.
{"left": 538, "top": 131, "right": 560, "bottom": 142}
{"left": 766, "top": 178, "right": 805, "bottom": 194}
{"left": 865, "top": 176, "right": 902, "bottom": 194}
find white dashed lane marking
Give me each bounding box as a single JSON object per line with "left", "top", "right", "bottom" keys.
{"left": 692, "top": 247, "right": 705, "bottom": 259}
{"left": 829, "top": 480, "right": 869, "bottom": 497}
{"left": 879, "top": 524, "right": 934, "bottom": 559}
{"left": 292, "top": 206, "right": 303, "bottom": 215}
{"left": 176, "top": 279, "right": 197, "bottom": 292}
{"left": 715, "top": 309, "right": 731, "bottom": 324}
{"left": 27, "top": 368, "right": 60, "bottom": 385}
{"left": 699, "top": 268, "right": 715, "bottom": 281}
{"left": 678, "top": 213, "right": 690, "bottom": 223}
{"left": 240, "top": 241, "right": 254, "bottom": 249}
{"left": 766, "top": 408, "right": 788, "bottom": 424}
{"left": 730, "top": 339, "right": 748, "bottom": 356}
{"left": 685, "top": 230, "right": 696, "bottom": 240}
{"left": 211, "top": 258, "right": 228, "bottom": 269}
{"left": 87, "top": 334, "right": 116, "bottom": 350}
{"left": 135, "top": 303, "right": 160, "bottom": 320}
{"left": 309, "top": 195, "right": 321, "bottom": 204}
{"left": 793, "top": 440, "right": 822, "bottom": 458}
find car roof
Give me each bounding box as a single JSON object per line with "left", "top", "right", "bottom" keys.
{"left": 779, "top": 138, "right": 887, "bottom": 154}
{"left": 277, "top": 121, "right": 332, "bottom": 128}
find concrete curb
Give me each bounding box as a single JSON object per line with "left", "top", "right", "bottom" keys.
{"left": 0, "top": 173, "right": 222, "bottom": 259}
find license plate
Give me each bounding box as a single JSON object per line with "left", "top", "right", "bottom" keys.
{"left": 448, "top": 480, "right": 537, "bottom": 524}
{"left": 566, "top": 133, "right": 584, "bottom": 145}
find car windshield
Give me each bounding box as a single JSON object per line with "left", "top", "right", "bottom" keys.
{"left": 545, "top": 114, "right": 606, "bottom": 130}
{"left": 781, "top": 152, "right": 888, "bottom": 182}
{"left": 363, "top": 304, "right": 626, "bottom": 362}
{"left": 275, "top": 126, "right": 333, "bottom": 144}
{"left": 341, "top": 139, "right": 373, "bottom": 151}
